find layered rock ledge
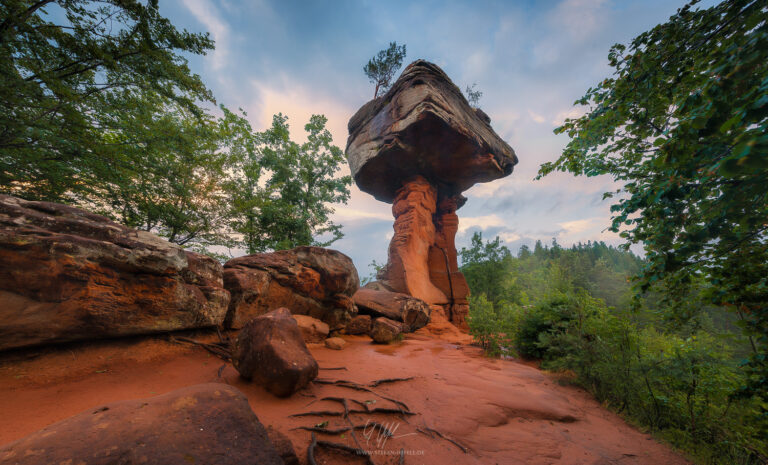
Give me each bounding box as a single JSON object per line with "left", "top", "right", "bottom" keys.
{"left": 0, "top": 195, "right": 230, "bottom": 351}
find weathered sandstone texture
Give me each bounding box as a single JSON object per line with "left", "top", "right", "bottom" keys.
{"left": 353, "top": 287, "right": 430, "bottom": 332}
{"left": 0, "top": 383, "right": 283, "bottom": 465}
{"left": 232, "top": 308, "right": 319, "bottom": 397}
{"left": 0, "top": 194, "right": 230, "bottom": 351}
{"left": 223, "top": 246, "right": 359, "bottom": 331}
{"left": 345, "top": 314, "right": 372, "bottom": 335}
{"left": 293, "top": 314, "right": 330, "bottom": 343}
{"left": 346, "top": 60, "right": 517, "bottom": 330}
{"left": 369, "top": 317, "right": 403, "bottom": 344}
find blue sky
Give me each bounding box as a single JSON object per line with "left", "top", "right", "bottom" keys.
{"left": 162, "top": 0, "right": 700, "bottom": 276}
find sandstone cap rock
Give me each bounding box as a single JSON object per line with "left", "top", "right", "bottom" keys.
{"left": 346, "top": 59, "right": 518, "bottom": 203}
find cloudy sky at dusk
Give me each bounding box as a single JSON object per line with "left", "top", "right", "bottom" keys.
{"left": 160, "top": 0, "right": 707, "bottom": 275}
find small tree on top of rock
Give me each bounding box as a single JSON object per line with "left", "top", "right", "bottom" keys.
{"left": 363, "top": 42, "right": 407, "bottom": 98}
{"left": 465, "top": 83, "right": 483, "bottom": 107}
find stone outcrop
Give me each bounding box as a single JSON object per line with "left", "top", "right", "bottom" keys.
{"left": 346, "top": 60, "right": 517, "bottom": 203}
{"left": 0, "top": 195, "right": 230, "bottom": 352}
{"left": 346, "top": 60, "right": 517, "bottom": 331}
{"left": 353, "top": 288, "right": 430, "bottom": 332}
{"left": 369, "top": 317, "right": 403, "bottom": 344}
{"left": 324, "top": 337, "right": 346, "bottom": 350}
{"left": 224, "top": 246, "right": 359, "bottom": 331}
{"left": 345, "top": 314, "right": 372, "bottom": 335}
{"left": 0, "top": 383, "right": 283, "bottom": 465}
{"left": 293, "top": 315, "right": 329, "bottom": 343}
{"left": 232, "top": 308, "right": 319, "bottom": 397}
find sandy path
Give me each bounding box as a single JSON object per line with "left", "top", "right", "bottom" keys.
{"left": 0, "top": 333, "right": 689, "bottom": 465}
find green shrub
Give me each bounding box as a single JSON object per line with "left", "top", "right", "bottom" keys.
{"left": 468, "top": 294, "right": 518, "bottom": 358}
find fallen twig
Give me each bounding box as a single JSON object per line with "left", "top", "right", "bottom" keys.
{"left": 319, "top": 366, "right": 348, "bottom": 371}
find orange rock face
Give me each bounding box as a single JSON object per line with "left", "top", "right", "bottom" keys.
{"left": 0, "top": 195, "right": 230, "bottom": 351}
{"left": 377, "top": 177, "right": 470, "bottom": 330}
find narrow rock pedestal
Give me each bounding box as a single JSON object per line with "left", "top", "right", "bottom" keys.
{"left": 345, "top": 60, "right": 517, "bottom": 331}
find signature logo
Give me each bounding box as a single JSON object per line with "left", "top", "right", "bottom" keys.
{"left": 361, "top": 419, "right": 417, "bottom": 449}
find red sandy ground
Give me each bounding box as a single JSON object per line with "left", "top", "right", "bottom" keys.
{"left": 0, "top": 326, "right": 690, "bottom": 465}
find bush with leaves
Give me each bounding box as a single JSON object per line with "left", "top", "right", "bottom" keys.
{"left": 468, "top": 294, "right": 518, "bottom": 358}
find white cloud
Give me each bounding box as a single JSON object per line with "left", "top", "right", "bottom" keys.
{"left": 247, "top": 77, "right": 353, "bottom": 146}
{"left": 551, "top": 106, "right": 586, "bottom": 127}
{"left": 551, "top": 0, "right": 610, "bottom": 43}
{"left": 181, "top": 0, "right": 230, "bottom": 70}
{"left": 458, "top": 214, "right": 507, "bottom": 232}
{"left": 331, "top": 207, "right": 391, "bottom": 223}
{"left": 499, "top": 231, "right": 521, "bottom": 243}
{"left": 559, "top": 217, "right": 601, "bottom": 235}
{"left": 528, "top": 110, "right": 546, "bottom": 124}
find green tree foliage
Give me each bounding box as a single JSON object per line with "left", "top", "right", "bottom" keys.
{"left": 100, "top": 105, "right": 232, "bottom": 253}
{"left": 537, "top": 0, "right": 768, "bottom": 403}
{"left": 363, "top": 41, "right": 406, "bottom": 98}
{"left": 229, "top": 113, "right": 351, "bottom": 253}
{"left": 459, "top": 232, "right": 520, "bottom": 306}
{"left": 0, "top": 0, "right": 214, "bottom": 201}
{"left": 0, "top": 1, "right": 352, "bottom": 256}
{"left": 463, "top": 235, "right": 766, "bottom": 463}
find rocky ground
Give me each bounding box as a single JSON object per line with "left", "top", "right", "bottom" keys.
{"left": 0, "top": 327, "right": 689, "bottom": 465}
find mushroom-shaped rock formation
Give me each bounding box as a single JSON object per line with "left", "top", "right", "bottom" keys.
{"left": 346, "top": 60, "right": 518, "bottom": 330}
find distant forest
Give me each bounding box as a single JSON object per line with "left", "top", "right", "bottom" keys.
{"left": 462, "top": 233, "right": 763, "bottom": 464}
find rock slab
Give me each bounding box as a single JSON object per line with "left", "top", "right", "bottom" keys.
{"left": 346, "top": 59, "right": 517, "bottom": 203}
{"left": 224, "top": 246, "right": 359, "bottom": 331}
{"left": 233, "top": 308, "right": 319, "bottom": 397}
{"left": 0, "top": 383, "right": 282, "bottom": 465}
{"left": 370, "top": 317, "right": 403, "bottom": 344}
{"left": 345, "top": 314, "right": 372, "bottom": 335}
{"left": 353, "top": 288, "right": 430, "bottom": 332}
{"left": 293, "top": 314, "right": 329, "bottom": 343}
{"left": 324, "top": 337, "right": 346, "bottom": 350}
{"left": 0, "top": 194, "right": 230, "bottom": 351}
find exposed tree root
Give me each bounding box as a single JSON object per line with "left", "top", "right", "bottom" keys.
{"left": 368, "top": 377, "right": 414, "bottom": 387}
{"left": 292, "top": 421, "right": 394, "bottom": 437}
{"left": 290, "top": 410, "right": 345, "bottom": 418}
{"left": 170, "top": 336, "right": 231, "bottom": 362}
{"left": 416, "top": 426, "right": 468, "bottom": 453}
{"left": 321, "top": 396, "right": 350, "bottom": 418}
{"left": 313, "top": 378, "right": 412, "bottom": 414}
{"left": 310, "top": 437, "right": 374, "bottom": 465}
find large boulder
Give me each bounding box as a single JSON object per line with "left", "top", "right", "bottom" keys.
{"left": 0, "top": 195, "right": 230, "bottom": 352}
{"left": 232, "top": 308, "right": 319, "bottom": 397}
{"left": 369, "top": 317, "right": 403, "bottom": 344}
{"left": 224, "top": 246, "right": 359, "bottom": 331}
{"left": 346, "top": 59, "right": 517, "bottom": 204}
{"left": 0, "top": 383, "right": 283, "bottom": 465}
{"left": 266, "top": 426, "right": 299, "bottom": 465}
{"left": 354, "top": 288, "right": 430, "bottom": 332}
